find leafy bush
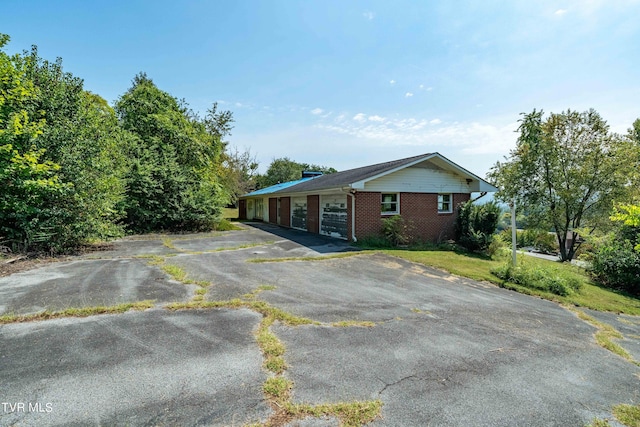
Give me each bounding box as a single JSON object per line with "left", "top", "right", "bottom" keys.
{"left": 590, "top": 205, "right": 640, "bottom": 296}
{"left": 591, "top": 238, "right": 640, "bottom": 295}
{"left": 455, "top": 200, "right": 501, "bottom": 251}
{"left": 381, "top": 215, "right": 412, "bottom": 246}
{"left": 491, "top": 259, "right": 582, "bottom": 296}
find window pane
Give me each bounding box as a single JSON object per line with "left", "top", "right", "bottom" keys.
{"left": 381, "top": 193, "right": 398, "bottom": 213}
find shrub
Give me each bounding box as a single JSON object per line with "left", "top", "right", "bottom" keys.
{"left": 491, "top": 259, "right": 582, "bottom": 296}
{"left": 590, "top": 238, "right": 640, "bottom": 295}
{"left": 356, "top": 234, "right": 393, "bottom": 249}
{"left": 381, "top": 215, "right": 412, "bottom": 246}
{"left": 455, "top": 200, "right": 501, "bottom": 251}
{"left": 590, "top": 205, "right": 640, "bottom": 296}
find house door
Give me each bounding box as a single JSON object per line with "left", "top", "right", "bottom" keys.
{"left": 291, "top": 197, "right": 307, "bottom": 231}
{"left": 320, "top": 195, "right": 347, "bottom": 239}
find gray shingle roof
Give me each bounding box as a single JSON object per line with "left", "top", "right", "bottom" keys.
{"left": 271, "top": 153, "right": 433, "bottom": 194}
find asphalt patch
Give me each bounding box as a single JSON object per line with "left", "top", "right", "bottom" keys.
{"left": 0, "top": 258, "right": 191, "bottom": 315}
{"left": 0, "top": 308, "right": 270, "bottom": 426}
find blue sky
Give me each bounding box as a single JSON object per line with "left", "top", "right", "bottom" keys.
{"left": 4, "top": 0, "right": 640, "bottom": 178}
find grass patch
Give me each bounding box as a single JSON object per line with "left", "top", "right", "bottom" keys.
{"left": 159, "top": 263, "right": 211, "bottom": 288}
{"left": 162, "top": 237, "right": 177, "bottom": 250}
{"left": 263, "top": 376, "right": 293, "bottom": 401}
{"left": 587, "top": 419, "right": 613, "bottom": 427}
{"left": 248, "top": 252, "right": 365, "bottom": 263}
{"left": 222, "top": 207, "right": 239, "bottom": 220}
{"left": 215, "top": 218, "right": 242, "bottom": 231}
{"left": 492, "top": 258, "right": 582, "bottom": 296}
{"left": 264, "top": 356, "right": 287, "bottom": 374}
{"left": 383, "top": 249, "right": 501, "bottom": 283}
{"left": 243, "top": 284, "right": 277, "bottom": 300}
{"left": 0, "top": 301, "right": 154, "bottom": 325}
{"left": 385, "top": 249, "right": 640, "bottom": 315}
{"left": 286, "top": 400, "right": 383, "bottom": 427}
{"left": 588, "top": 403, "right": 640, "bottom": 427}
{"left": 613, "top": 403, "right": 640, "bottom": 427}
{"left": 331, "top": 320, "right": 376, "bottom": 327}
{"left": 567, "top": 307, "right": 638, "bottom": 366}
{"left": 161, "top": 263, "right": 188, "bottom": 282}
{"left": 257, "top": 318, "right": 285, "bottom": 358}
{"left": 165, "top": 299, "right": 245, "bottom": 311}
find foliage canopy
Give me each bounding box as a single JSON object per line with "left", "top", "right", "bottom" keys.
{"left": 489, "top": 109, "right": 638, "bottom": 261}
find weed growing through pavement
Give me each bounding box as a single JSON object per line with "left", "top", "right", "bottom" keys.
{"left": 0, "top": 301, "right": 154, "bottom": 325}
{"left": 166, "top": 285, "right": 382, "bottom": 427}
{"left": 567, "top": 307, "right": 639, "bottom": 366}
{"left": 247, "top": 252, "right": 365, "bottom": 263}
{"left": 587, "top": 402, "right": 640, "bottom": 427}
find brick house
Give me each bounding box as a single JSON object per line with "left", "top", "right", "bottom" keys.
{"left": 238, "top": 153, "right": 498, "bottom": 242}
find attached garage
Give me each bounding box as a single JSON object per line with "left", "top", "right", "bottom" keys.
{"left": 291, "top": 197, "right": 307, "bottom": 231}
{"left": 320, "top": 195, "right": 348, "bottom": 239}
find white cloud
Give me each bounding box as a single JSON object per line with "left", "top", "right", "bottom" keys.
{"left": 419, "top": 84, "right": 424, "bottom": 89}
{"left": 311, "top": 108, "right": 324, "bottom": 115}
{"left": 314, "top": 112, "right": 518, "bottom": 159}
{"left": 390, "top": 79, "right": 396, "bottom": 85}
{"left": 554, "top": 8, "right": 568, "bottom": 15}
{"left": 363, "top": 11, "right": 375, "bottom": 20}
{"left": 405, "top": 92, "right": 414, "bottom": 97}
{"left": 353, "top": 113, "right": 367, "bottom": 122}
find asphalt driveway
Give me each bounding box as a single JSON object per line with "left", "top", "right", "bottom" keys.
{"left": 1, "top": 222, "right": 638, "bottom": 426}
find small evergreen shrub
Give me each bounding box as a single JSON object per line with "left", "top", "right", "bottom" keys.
{"left": 455, "top": 200, "right": 501, "bottom": 251}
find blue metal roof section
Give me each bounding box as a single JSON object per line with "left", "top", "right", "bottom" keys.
{"left": 242, "top": 177, "right": 313, "bottom": 197}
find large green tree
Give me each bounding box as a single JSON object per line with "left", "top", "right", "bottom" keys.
{"left": 115, "top": 73, "right": 233, "bottom": 232}
{"left": 489, "top": 109, "right": 638, "bottom": 261}
{"left": 257, "top": 157, "right": 336, "bottom": 188}
{"left": 1, "top": 35, "right": 84, "bottom": 252}
{"left": 22, "top": 45, "right": 129, "bottom": 246}
{"left": 219, "top": 146, "right": 259, "bottom": 206}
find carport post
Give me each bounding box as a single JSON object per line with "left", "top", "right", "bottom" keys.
{"left": 510, "top": 199, "right": 517, "bottom": 266}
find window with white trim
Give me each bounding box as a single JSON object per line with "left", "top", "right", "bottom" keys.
{"left": 438, "top": 194, "right": 452, "bottom": 213}
{"left": 381, "top": 193, "right": 399, "bottom": 214}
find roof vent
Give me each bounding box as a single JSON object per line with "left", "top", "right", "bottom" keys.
{"left": 302, "top": 171, "right": 323, "bottom": 178}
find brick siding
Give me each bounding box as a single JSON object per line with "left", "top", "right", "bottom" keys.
{"left": 355, "top": 192, "right": 470, "bottom": 243}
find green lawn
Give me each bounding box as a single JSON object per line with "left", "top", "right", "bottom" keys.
{"left": 222, "top": 207, "right": 239, "bottom": 220}
{"left": 383, "top": 249, "right": 640, "bottom": 315}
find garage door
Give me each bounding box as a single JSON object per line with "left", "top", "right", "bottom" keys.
{"left": 320, "top": 195, "right": 347, "bottom": 239}
{"left": 291, "top": 197, "right": 307, "bottom": 231}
